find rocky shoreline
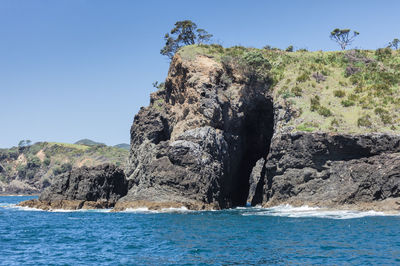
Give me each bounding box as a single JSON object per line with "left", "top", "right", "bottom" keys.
{"left": 17, "top": 197, "right": 400, "bottom": 213}
{"left": 18, "top": 52, "right": 400, "bottom": 213}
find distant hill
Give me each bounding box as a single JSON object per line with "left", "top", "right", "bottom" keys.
{"left": 114, "top": 143, "right": 130, "bottom": 150}
{"left": 74, "top": 139, "right": 105, "bottom": 146}
{"left": 0, "top": 141, "right": 128, "bottom": 195}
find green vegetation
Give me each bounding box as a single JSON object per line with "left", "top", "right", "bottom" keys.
{"left": 177, "top": 44, "right": 400, "bottom": 134}
{"left": 0, "top": 141, "right": 128, "bottom": 186}
{"left": 160, "top": 20, "right": 212, "bottom": 59}
{"left": 113, "top": 143, "right": 130, "bottom": 150}
{"left": 74, "top": 139, "right": 105, "bottom": 146}
{"left": 334, "top": 90, "right": 346, "bottom": 97}
{"left": 285, "top": 45, "right": 294, "bottom": 52}
{"left": 53, "top": 163, "right": 72, "bottom": 176}
{"left": 389, "top": 38, "right": 399, "bottom": 50}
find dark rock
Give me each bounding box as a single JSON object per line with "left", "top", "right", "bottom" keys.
{"left": 247, "top": 158, "right": 266, "bottom": 206}
{"left": 39, "top": 164, "right": 128, "bottom": 204}
{"left": 24, "top": 53, "right": 400, "bottom": 212}
{"left": 122, "top": 54, "right": 400, "bottom": 211}
{"left": 123, "top": 54, "right": 274, "bottom": 209}
{"left": 263, "top": 133, "right": 400, "bottom": 207}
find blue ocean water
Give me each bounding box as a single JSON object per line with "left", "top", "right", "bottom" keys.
{"left": 1, "top": 196, "right": 400, "bottom": 265}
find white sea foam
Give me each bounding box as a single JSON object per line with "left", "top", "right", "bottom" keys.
{"left": 241, "top": 204, "right": 400, "bottom": 219}
{"left": 122, "top": 206, "right": 191, "bottom": 213}
{"left": 1, "top": 204, "right": 113, "bottom": 213}
{"left": 12, "top": 205, "right": 44, "bottom": 212}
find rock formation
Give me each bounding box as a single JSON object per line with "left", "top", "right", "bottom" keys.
{"left": 19, "top": 164, "right": 127, "bottom": 210}
{"left": 20, "top": 48, "right": 400, "bottom": 212}
{"left": 263, "top": 133, "right": 400, "bottom": 210}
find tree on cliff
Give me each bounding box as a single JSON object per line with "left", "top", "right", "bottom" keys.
{"left": 330, "top": 28, "right": 359, "bottom": 50}
{"left": 389, "top": 38, "right": 399, "bottom": 50}
{"left": 18, "top": 140, "right": 32, "bottom": 148}
{"left": 160, "top": 20, "right": 213, "bottom": 59}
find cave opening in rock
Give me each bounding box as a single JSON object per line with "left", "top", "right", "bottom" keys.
{"left": 230, "top": 96, "right": 274, "bottom": 207}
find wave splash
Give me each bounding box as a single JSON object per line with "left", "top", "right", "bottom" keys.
{"left": 3, "top": 200, "right": 400, "bottom": 218}
{"left": 1, "top": 203, "right": 192, "bottom": 214}
{"left": 241, "top": 204, "right": 400, "bottom": 219}
{"left": 122, "top": 206, "right": 191, "bottom": 213}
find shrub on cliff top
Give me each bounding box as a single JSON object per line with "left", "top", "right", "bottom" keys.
{"left": 241, "top": 50, "right": 271, "bottom": 84}
{"left": 375, "top": 47, "right": 392, "bottom": 61}
{"left": 358, "top": 114, "right": 372, "bottom": 128}
{"left": 389, "top": 38, "right": 399, "bottom": 50}
{"left": 160, "top": 20, "right": 213, "bottom": 59}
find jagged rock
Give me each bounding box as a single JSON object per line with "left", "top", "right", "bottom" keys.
{"left": 263, "top": 133, "right": 400, "bottom": 208}
{"left": 40, "top": 164, "right": 127, "bottom": 202}
{"left": 121, "top": 53, "right": 400, "bottom": 211}
{"left": 123, "top": 54, "right": 274, "bottom": 209}
{"left": 19, "top": 164, "right": 128, "bottom": 210}
{"left": 247, "top": 158, "right": 266, "bottom": 206}
{"left": 20, "top": 52, "right": 400, "bottom": 212}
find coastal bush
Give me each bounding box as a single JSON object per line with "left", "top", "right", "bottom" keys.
{"left": 43, "top": 157, "right": 51, "bottom": 166}
{"left": 263, "top": 45, "right": 280, "bottom": 51}
{"left": 225, "top": 46, "right": 247, "bottom": 58}
{"left": 374, "top": 107, "right": 392, "bottom": 124}
{"left": 285, "top": 45, "right": 294, "bottom": 52}
{"left": 296, "top": 123, "right": 315, "bottom": 132}
{"left": 389, "top": 38, "right": 399, "bottom": 50}
{"left": 27, "top": 156, "right": 41, "bottom": 168}
{"left": 341, "top": 99, "right": 355, "bottom": 107}
{"left": 25, "top": 169, "right": 36, "bottom": 179}
{"left": 281, "top": 90, "right": 295, "bottom": 99}
{"left": 291, "top": 86, "right": 303, "bottom": 97}
{"left": 334, "top": 90, "right": 346, "bottom": 97}
{"left": 331, "top": 118, "right": 340, "bottom": 127}
{"left": 375, "top": 48, "right": 392, "bottom": 61}
{"left": 296, "top": 72, "right": 310, "bottom": 83}
{"left": 0, "top": 173, "right": 6, "bottom": 183}
{"left": 357, "top": 114, "right": 372, "bottom": 128}
{"left": 310, "top": 96, "right": 320, "bottom": 111}
{"left": 53, "top": 162, "right": 72, "bottom": 176}
{"left": 16, "top": 164, "right": 27, "bottom": 178}
{"left": 318, "top": 106, "right": 332, "bottom": 117}
{"left": 241, "top": 50, "right": 271, "bottom": 84}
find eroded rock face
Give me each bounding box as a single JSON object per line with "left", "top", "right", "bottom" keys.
{"left": 20, "top": 53, "right": 400, "bottom": 212}
{"left": 123, "top": 54, "right": 274, "bottom": 209}
{"left": 40, "top": 164, "right": 127, "bottom": 202}
{"left": 18, "top": 164, "right": 128, "bottom": 210}
{"left": 263, "top": 133, "right": 400, "bottom": 208}
{"left": 122, "top": 54, "right": 400, "bottom": 211}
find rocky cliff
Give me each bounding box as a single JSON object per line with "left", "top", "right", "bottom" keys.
{"left": 20, "top": 46, "right": 400, "bottom": 212}
{"left": 19, "top": 164, "right": 127, "bottom": 210}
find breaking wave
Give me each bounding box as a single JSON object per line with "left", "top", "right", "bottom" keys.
{"left": 240, "top": 204, "right": 400, "bottom": 219}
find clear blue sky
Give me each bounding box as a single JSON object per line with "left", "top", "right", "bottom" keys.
{"left": 1, "top": 0, "right": 399, "bottom": 148}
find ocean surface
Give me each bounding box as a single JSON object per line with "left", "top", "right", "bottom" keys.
{"left": 1, "top": 196, "right": 400, "bottom": 265}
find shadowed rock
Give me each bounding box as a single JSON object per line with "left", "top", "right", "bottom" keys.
{"left": 19, "top": 164, "right": 128, "bottom": 210}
